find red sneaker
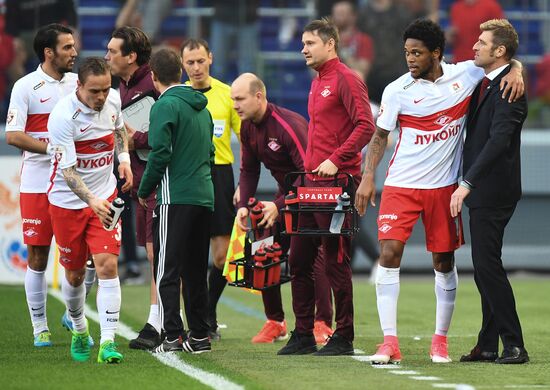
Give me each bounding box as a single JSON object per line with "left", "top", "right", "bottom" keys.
{"left": 251, "top": 320, "right": 288, "bottom": 343}
{"left": 313, "top": 321, "right": 334, "bottom": 345}
{"left": 430, "top": 334, "right": 452, "bottom": 363}
{"left": 368, "top": 335, "right": 402, "bottom": 364}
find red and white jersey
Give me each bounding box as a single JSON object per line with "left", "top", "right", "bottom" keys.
{"left": 5, "top": 66, "right": 77, "bottom": 193}
{"left": 47, "top": 89, "right": 123, "bottom": 209}
{"left": 377, "top": 61, "right": 484, "bottom": 189}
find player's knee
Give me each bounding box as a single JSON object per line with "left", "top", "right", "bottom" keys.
{"left": 379, "top": 243, "right": 403, "bottom": 268}
{"left": 27, "top": 246, "right": 50, "bottom": 271}
{"left": 65, "top": 268, "right": 85, "bottom": 286}
{"left": 95, "top": 257, "right": 118, "bottom": 279}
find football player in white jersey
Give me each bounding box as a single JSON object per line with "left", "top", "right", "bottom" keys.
{"left": 4, "top": 23, "right": 96, "bottom": 348}
{"left": 47, "top": 57, "right": 132, "bottom": 363}
{"left": 355, "top": 19, "right": 524, "bottom": 364}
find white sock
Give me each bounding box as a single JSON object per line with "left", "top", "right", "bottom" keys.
{"left": 434, "top": 266, "right": 458, "bottom": 336}
{"left": 97, "top": 277, "right": 121, "bottom": 345}
{"left": 375, "top": 265, "right": 400, "bottom": 337}
{"left": 61, "top": 277, "right": 87, "bottom": 333}
{"left": 25, "top": 267, "right": 48, "bottom": 336}
{"left": 84, "top": 266, "right": 96, "bottom": 298}
{"left": 147, "top": 304, "right": 161, "bottom": 334}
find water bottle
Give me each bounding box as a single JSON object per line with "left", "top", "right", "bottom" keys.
{"left": 265, "top": 246, "right": 275, "bottom": 286}
{"left": 250, "top": 205, "right": 264, "bottom": 240}
{"left": 104, "top": 197, "right": 125, "bottom": 231}
{"left": 252, "top": 248, "right": 267, "bottom": 289}
{"left": 329, "top": 192, "right": 350, "bottom": 234}
{"left": 284, "top": 191, "right": 299, "bottom": 233}
{"left": 271, "top": 242, "right": 283, "bottom": 285}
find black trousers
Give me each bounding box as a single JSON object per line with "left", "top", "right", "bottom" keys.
{"left": 469, "top": 205, "right": 524, "bottom": 351}
{"left": 153, "top": 204, "right": 212, "bottom": 340}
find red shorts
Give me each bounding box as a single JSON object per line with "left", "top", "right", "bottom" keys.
{"left": 134, "top": 194, "right": 155, "bottom": 246}
{"left": 20, "top": 193, "right": 54, "bottom": 246}
{"left": 49, "top": 198, "right": 121, "bottom": 270}
{"left": 377, "top": 184, "right": 464, "bottom": 252}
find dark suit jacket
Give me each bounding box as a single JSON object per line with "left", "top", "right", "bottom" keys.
{"left": 463, "top": 65, "right": 528, "bottom": 208}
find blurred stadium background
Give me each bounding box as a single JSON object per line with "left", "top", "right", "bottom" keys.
{"left": 0, "top": 0, "right": 548, "bottom": 281}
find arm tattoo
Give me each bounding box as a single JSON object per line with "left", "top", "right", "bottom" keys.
{"left": 114, "top": 125, "right": 129, "bottom": 156}
{"left": 62, "top": 166, "right": 95, "bottom": 204}
{"left": 363, "top": 128, "right": 389, "bottom": 177}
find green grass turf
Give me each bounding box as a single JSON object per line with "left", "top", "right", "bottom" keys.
{"left": 1, "top": 276, "right": 549, "bottom": 390}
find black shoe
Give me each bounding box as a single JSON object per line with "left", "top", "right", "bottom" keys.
{"left": 152, "top": 337, "right": 183, "bottom": 353}
{"left": 496, "top": 346, "right": 529, "bottom": 364}
{"left": 129, "top": 323, "right": 161, "bottom": 350}
{"left": 182, "top": 336, "right": 211, "bottom": 354}
{"left": 277, "top": 331, "right": 317, "bottom": 355}
{"left": 459, "top": 346, "right": 498, "bottom": 362}
{"left": 313, "top": 333, "right": 354, "bottom": 356}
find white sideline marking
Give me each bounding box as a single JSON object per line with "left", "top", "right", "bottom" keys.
{"left": 389, "top": 370, "right": 420, "bottom": 375}
{"left": 49, "top": 288, "right": 244, "bottom": 390}
{"left": 432, "top": 385, "right": 472, "bottom": 389}
{"left": 410, "top": 376, "right": 442, "bottom": 381}
{"left": 354, "top": 349, "right": 365, "bottom": 354}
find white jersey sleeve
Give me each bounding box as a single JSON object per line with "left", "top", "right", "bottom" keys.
{"left": 47, "top": 103, "right": 77, "bottom": 170}
{"left": 5, "top": 79, "right": 29, "bottom": 132}
{"left": 456, "top": 60, "right": 485, "bottom": 85}
{"left": 376, "top": 80, "right": 404, "bottom": 132}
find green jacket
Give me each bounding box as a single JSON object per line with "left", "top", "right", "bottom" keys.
{"left": 138, "top": 85, "right": 214, "bottom": 209}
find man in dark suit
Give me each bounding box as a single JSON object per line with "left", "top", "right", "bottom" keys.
{"left": 450, "top": 19, "right": 529, "bottom": 364}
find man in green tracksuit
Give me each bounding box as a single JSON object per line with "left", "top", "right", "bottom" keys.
{"left": 138, "top": 48, "right": 214, "bottom": 354}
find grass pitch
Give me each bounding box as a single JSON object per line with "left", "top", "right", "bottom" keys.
{"left": 1, "top": 275, "right": 549, "bottom": 390}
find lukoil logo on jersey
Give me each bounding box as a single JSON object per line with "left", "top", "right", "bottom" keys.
{"left": 414, "top": 123, "right": 462, "bottom": 145}
{"left": 76, "top": 154, "right": 114, "bottom": 169}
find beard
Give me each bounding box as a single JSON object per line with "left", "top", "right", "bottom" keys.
{"left": 52, "top": 54, "right": 74, "bottom": 74}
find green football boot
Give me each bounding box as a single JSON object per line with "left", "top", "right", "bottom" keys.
{"left": 98, "top": 341, "right": 123, "bottom": 364}
{"left": 71, "top": 329, "right": 91, "bottom": 362}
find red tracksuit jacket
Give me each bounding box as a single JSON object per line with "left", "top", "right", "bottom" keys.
{"left": 305, "top": 57, "right": 375, "bottom": 178}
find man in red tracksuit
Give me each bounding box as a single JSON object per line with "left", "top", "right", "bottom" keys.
{"left": 231, "top": 72, "right": 334, "bottom": 345}
{"left": 278, "top": 18, "right": 375, "bottom": 356}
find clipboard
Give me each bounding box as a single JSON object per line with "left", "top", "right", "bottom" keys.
{"left": 122, "top": 94, "right": 156, "bottom": 161}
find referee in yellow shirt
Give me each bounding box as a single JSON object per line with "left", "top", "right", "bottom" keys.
{"left": 181, "top": 39, "right": 241, "bottom": 340}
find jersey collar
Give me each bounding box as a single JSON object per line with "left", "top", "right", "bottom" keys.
{"left": 37, "top": 64, "right": 71, "bottom": 84}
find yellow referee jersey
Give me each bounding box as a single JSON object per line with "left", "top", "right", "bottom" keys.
{"left": 186, "top": 77, "right": 241, "bottom": 165}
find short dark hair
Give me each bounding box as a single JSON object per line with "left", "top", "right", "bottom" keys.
{"left": 150, "top": 49, "right": 182, "bottom": 85}
{"left": 403, "top": 19, "right": 445, "bottom": 60}
{"left": 180, "top": 38, "right": 211, "bottom": 55}
{"left": 78, "top": 57, "right": 110, "bottom": 84}
{"left": 303, "top": 17, "right": 339, "bottom": 51}
{"left": 480, "top": 19, "right": 518, "bottom": 60}
{"left": 111, "top": 26, "right": 151, "bottom": 66}
{"left": 33, "top": 23, "right": 73, "bottom": 62}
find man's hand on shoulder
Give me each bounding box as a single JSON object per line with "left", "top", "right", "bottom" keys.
{"left": 500, "top": 61, "right": 524, "bottom": 103}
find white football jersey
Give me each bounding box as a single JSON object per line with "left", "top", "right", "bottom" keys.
{"left": 5, "top": 66, "right": 77, "bottom": 192}
{"left": 47, "top": 89, "right": 123, "bottom": 209}
{"left": 377, "top": 61, "right": 484, "bottom": 189}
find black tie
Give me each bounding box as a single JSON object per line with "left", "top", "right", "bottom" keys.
{"left": 478, "top": 77, "right": 490, "bottom": 106}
